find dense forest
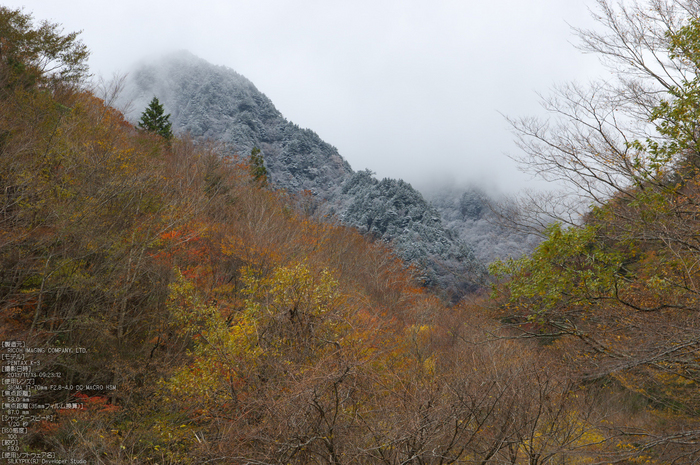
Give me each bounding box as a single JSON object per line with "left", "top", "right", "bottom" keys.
{"left": 1, "top": 1, "right": 700, "bottom": 464}
{"left": 118, "top": 51, "right": 486, "bottom": 298}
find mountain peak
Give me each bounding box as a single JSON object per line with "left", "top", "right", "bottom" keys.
{"left": 120, "top": 52, "right": 485, "bottom": 298}
{"left": 120, "top": 53, "right": 351, "bottom": 193}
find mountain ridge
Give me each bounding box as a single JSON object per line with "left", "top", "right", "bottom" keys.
{"left": 122, "top": 50, "right": 353, "bottom": 197}
{"left": 119, "top": 51, "right": 488, "bottom": 296}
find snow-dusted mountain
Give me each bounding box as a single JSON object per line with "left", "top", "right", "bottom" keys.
{"left": 120, "top": 51, "right": 491, "bottom": 297}
{"left": 425, "top": 187, "right": 541, "bottom": 265}
{"left": 120, "top": 51, "right": 352, "bottom": 197}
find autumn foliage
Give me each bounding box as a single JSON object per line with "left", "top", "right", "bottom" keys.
{"left": 5, "top": 4, "right": 700, "bottom": 465}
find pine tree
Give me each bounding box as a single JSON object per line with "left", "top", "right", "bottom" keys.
{"left": 138, "top": 96, "right": 173, "bottom": 139}
{"left": 250, "top": 147, "right": 268, "bottom": 186}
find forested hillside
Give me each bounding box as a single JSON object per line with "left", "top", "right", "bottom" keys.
{"left": 119, "top": 51, "right": 486, "bottom": 296}
{"left": 2, "top": 1, "right": 700, "bottom": 464}
{"left": 121, "top": 50, "right": 352, "bottom": 197}
{"left": 489, "top": 0, "right": 700, "bottom": 462}
{"left": 426, "top": 187, "right": 541, "bottom": 264}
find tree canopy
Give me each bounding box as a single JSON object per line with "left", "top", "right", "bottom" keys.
{"left": 0, "top": 6, "right": 89, "bottom": 90}
{"left": 249, "top": 146, "right": 268, "bottom": 185}
{"left": 492, "top": 1, "right": 700, "bottom": 461}
{"left": 5, "top": 2, "right": 700, "bottom": 463}
{"left": 138, "top": 96, "right": 173, "bottom": 139}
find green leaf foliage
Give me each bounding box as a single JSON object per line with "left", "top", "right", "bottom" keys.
{"left": 249, "top": 146, "right": 267, "bottom": 186}
{"left": 490, "top": 223, "right": 625, "bottom": 320}
{"left": 0, "top": 6, "right": 89, "bottom": 90}
{"left": 138, "top": 96, "right": 173, "bottom": 139}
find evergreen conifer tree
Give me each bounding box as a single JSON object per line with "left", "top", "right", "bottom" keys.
{"left": 138, "top": 96, "right": 173, "bottom": 139}
{"left": 250, "top": 147, "right": 268, "bottom": 186}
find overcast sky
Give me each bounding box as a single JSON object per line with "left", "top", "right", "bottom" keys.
{"left": 6, "top": 0, "right": 606, "bottom": 194}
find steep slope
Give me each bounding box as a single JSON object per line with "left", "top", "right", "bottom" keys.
{"left": 120, "top": 51, "right": 486, "bottom": 296}
{"left": 332, "top": 170, "right": 482, "bottom": 293}
{"left": 425, "top": 187, "right": 541, "bottom": 264}
{"left": 121, "top": 51, "right": 352, "bottom": 197}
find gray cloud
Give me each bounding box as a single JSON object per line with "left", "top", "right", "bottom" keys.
{"left": 8, "top": 0, "right": 605, "bottom": 193}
